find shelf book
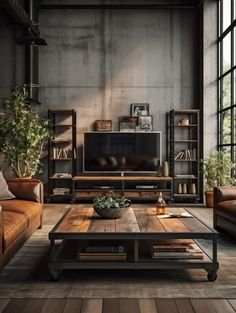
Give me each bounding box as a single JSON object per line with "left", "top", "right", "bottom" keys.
{"left": 151, "top": 242, "right": 203, "bottom": 260}
{"left": 78, "top": 245, "right": 127, "bottom": 261}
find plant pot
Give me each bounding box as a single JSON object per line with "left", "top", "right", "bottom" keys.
{"left": 93, "top": 205, "right": 130, "bottom": 219}
{"left": 205, "top": 191, "right": 214, "bottom": 208}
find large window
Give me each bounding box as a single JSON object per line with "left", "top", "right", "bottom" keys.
{"left": 218, "top": 0, "right": 236, "bottom": 164}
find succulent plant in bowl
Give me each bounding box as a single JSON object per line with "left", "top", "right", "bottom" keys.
{"left": 93, "top": 194, "right": 131, "bottom": 219}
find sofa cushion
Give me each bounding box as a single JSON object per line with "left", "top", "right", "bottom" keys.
{"left": 216, "top": 200, "right": 236, "bottom": 224}
{"left": 6, "top": 179, "right": 42, "bottom": 203}
{"left": 0, "top": 200, "right": 43, "bottom": 224}
{"left": 0, "top": 171, "right": 15, "bottom": 200}
{"left": 3, "top": 211, "right": 28, "bottom": 250}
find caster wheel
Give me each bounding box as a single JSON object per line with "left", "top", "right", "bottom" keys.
{"left": 207, "top": 270, "right": 217, "bottom": 282}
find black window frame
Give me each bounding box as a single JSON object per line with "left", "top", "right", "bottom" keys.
{"left": 218, "top": 0, "right": 236, "bottom": 165}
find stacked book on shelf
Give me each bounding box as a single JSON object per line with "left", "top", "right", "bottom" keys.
{"left": 78, "top": 246, "right": 127, "bottom": 261}
{"left": 52, "top": 172, "right": 72, "bottom": 178}
{"left": 53, "top": 188, "right": 70, "bottom": 195}
{"left": 151, "top": 242, "right": 204, "bottom": 260}
{"left": 174, "top": 149, "right": 197, "bottom": 160}
{"left": 52, "top": 137, "right": 71, "bottom": 143}
{"left": 175, "top": 174, "right": 195, "bottom": 178}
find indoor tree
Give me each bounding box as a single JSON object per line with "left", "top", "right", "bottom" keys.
{"left": 0, "top": 86, "right": 51, "bottom": 178}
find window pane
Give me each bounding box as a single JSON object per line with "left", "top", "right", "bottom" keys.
{"left": 219, "top": 0, "right": 222, "bottom": 35}
{"left": 234, "top": 26, "right": 236, "bottom": 66}
{"left": 219, "top": 78, "right": 223, "bottom": 110}
{"left": 222, "top": 73, "right": 231, "bottom": 108}
{"left": 222, "top": 0, "right": 231, "bottom": 32}
{"left": 233, "top": 107, "right": 236, "bottom": 143}
{"left": 219, "top": 41, "right": 223, "bottom": 76}
{"left": 223, "top": 33, "right": 231, "bottom": 72}
{"left": 235, "top": 0, "right": 236, "bottom": 20}
{"left": 222, "top": 110, "right": 231, "bottom": 144}
{"left": 220, "top": 145, "right": 231, "bottom": 158}
{"left": 232, "top": 146, "right": 236, "bottom": 179}
{"left": 234, "top": 70, "right": 236, "bottom": 105}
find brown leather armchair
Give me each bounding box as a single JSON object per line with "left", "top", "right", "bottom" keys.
{"left": 0, "top": 179, "right": 43, "bottom": 271}
{"left": 213, "top": 186, "right": 236, "bottom": 238}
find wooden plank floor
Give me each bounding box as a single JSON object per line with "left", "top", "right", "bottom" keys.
{"left": 0, "top": 298, "right": 236, "bottom": 313}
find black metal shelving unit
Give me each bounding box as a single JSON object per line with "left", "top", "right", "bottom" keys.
{"left": 47, "top": 109, "right": 76, "bottom": 202}
{"left": 168, "top": 109, "right": 200, "bottom": 203}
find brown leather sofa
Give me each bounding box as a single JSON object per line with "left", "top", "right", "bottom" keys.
{"left": 0, "top": 179, "right": 43, "bottom": 271}
{"left": 213, "top": 186, "right": 236, "bottom": 238}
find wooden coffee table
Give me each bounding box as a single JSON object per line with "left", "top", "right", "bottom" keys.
{"left": 48, "top": 207, "right": 219, "bottom": 281}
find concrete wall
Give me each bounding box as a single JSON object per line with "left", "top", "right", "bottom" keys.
{"left": 0, "top": 11, "right": 25, "bottom": 175}
{"left": 203, "top": 0, "right": 218, "bottom": 155}
{"left": 39, "top": 8, "right": 196, "bottom": 171}
{"left": 0, "top": 12, "right": 25, "bottom": 104}
{"left": 0, "top": 4, "right": 218, "bottom": 177}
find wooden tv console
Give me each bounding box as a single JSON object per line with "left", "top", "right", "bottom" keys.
{"left": 72, "top": 175, "right": 173, "bottom": 202}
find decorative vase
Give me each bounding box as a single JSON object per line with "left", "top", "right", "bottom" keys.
{"left": 190, "top": 183, "right": 196, "bottom": 194}
{"left": 163, "top": 161, "right": 169, "bottom": 177}
{"left": 177, "top": 183, "right": 182, "bottom": 194}
{"left": 182, "top": 183, "right": 187, "bottom": 194}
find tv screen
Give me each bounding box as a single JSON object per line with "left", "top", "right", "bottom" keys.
{"left": 83, "top": 132, "right": 162, "bottom": 173}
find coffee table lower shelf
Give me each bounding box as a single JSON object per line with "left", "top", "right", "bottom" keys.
{"left": 48, "top": 239, "right": 219, "bottom": 282}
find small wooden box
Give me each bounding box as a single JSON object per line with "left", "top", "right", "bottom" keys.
{"left": 94, "top": 120, "right": 112, "bottom": 131}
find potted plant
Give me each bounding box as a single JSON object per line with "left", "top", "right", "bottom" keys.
{"left": 0, "top": 86, "right": 51, "bottom": 178}
{"left": 93, "top": 193, "right": 131, "bottom": 219}
{"left": 201, "top": 151, "right": 234, "bottom": 207}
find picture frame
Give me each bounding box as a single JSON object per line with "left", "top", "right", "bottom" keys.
{"left": 119, "top": 116, "right": 138, "bottom": 132}
{"left": 131, "top": 103, "right": 149, "bottom": 116}
{"left": 138, "top": 115, "right": 153, "bottom": 131}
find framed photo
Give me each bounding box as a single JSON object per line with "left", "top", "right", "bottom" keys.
{"left": 138, "top": 115, "right": 153, "bottom": 131}
{"left": 119, "top": 116, "right": 138, "bottom": 132}
{"left": 131, "top": 103, "right": 149, "bottom": 116}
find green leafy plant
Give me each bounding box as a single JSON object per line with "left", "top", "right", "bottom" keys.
{"left": 0, "top": 86, "right": 52, "bottom": 177}
{"left": 201, "top": 151, "right": 234, "bottom": 191}
{"left": 93, "top": 194, "right": 131, "bottom": 210}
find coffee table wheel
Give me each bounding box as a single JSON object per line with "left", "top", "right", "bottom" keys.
{"left": 207, "top": 270, "right": 217, "bottom": 282}
{"left": 50, "top": 269, "right": 62, "bottom": 282}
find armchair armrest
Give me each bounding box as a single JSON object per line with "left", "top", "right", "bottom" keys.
{"left": 6, "top": 179, "right": 44, "bottom": 203}
{"left": 213, "top": 186, "right": 236, "bottom": 230}
{"left": 214, "top": 186, "right": 236, "bottom": 206}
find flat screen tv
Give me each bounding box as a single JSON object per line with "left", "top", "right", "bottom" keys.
{"left": 83, "top": 131, "right": 162, "bottom": 173}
